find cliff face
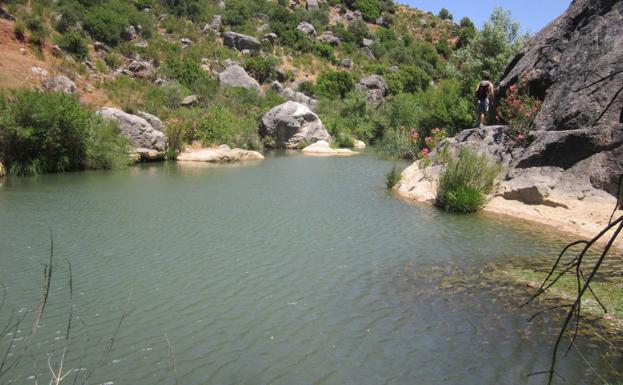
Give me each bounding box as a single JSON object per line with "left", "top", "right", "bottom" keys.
{"left": 497, "top": 0, "right": 623, "bottom": 197}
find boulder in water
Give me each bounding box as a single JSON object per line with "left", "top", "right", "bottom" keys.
{"left": 260, "top": 101, "right": 331, "bottom": 148}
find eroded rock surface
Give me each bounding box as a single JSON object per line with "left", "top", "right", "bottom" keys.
{"left": 260, "top": 101, "right": 331, "bottom": 148}
{"left": 98, "top": 108, "right": 167, "bottom": 161}
{"left": 177, "top": 145, "right": 264, "bottom": 162}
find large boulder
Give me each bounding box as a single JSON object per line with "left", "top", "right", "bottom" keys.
{"left": 496, "top": 0, "right": 623, "bottom": 198}
{"left": 41, "top": 75, "right": 79, "bottom": 95}
{"left": 218, "top": 65, "right": 261, "bottom": 91}
{"left": 317, "top": 31, "right": 340, "bottom": 46}
{"left": 301, "top": 140, "right": 358, "bottom": 156}
{"left": 98, "top": 108, "right": 167, "bottom": 160}
{"left": 136, "top": 111, "right": 164, "bottom": 132}
{"left": 177, "top": 145, "right": 264, "bottom": 162}
{"left": 356, "top": 75, "right": 387, "bottom": 105}
{"left": 222, "top": 32, "right": 261, "bottom": 52}
{"left": 296, "top": 22, "right": 316, "bottom": 36}
{"left": 280, "top": 87, "right": 318, "bottom": 110}
{"left": 260, "top": 101, "right": 331, "bottom": 148}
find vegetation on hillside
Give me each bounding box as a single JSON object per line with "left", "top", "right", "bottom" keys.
{"left": 0, "top": 0, "right": 526, "bottom": 174}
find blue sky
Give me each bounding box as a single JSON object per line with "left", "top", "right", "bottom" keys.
{"left": 400, "top": 0, "right": 571, "bottom": 34}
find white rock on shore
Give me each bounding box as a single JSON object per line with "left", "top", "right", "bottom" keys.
{"left": 301, "top": 140, "right": 358, "bottom": 156}
{"left": 177, "top": 145, "right": 264, "bottom": 162}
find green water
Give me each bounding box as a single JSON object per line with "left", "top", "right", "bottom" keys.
{"left": 0, "top": 153, "right": 617, "bottom": 384}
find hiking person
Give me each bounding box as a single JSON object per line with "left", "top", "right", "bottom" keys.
{"left": 475, "top": 73, "right": 494, "bottom": 127}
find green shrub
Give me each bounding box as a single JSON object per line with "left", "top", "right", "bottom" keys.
{"left": 385, "top": 65, "right": 431, "bottom": 95}
{"left": 163, "top": 56, "right": 216, "bottom": 93}
{"left": 56, "top": 31, "right": 88, "bottom": 60}
{"left": 298, "top": 81, "right": 315, "bottom": 97}
{"left": 161, "top": 0, "right": 204, "bottom": 20}
{"left": 315, "top": 70, "right": 354, "bottom": 98}
{"left": 435, "top": 147, "right": 501, "bottom": 213}
{"left": 223, "top": 0, "right": 255, "bottom": 26}
{"left": 0, "top": 90, "right": 130, "bottom": 175}
{"left": 243, "top": 55, "right": 281, "bottom": 84}
{"left": 318, "top": 91, "right": 381, "bottom": 144}
{"left": 83, "top": 6, "right": 128, "bottom": 46}
{"left": 104, "top": 52, "right": 123, "bottom": 69}
{"left": 24, "top": 15, "right": 48, "bottom": 47}
{"left": 385, "top": 165, "right": 401, "bottom": 188}
{"left": 353, "top": 0, "right": 380, "bottom": 22}
{"left": 14, "top": 20, "right": 25, "bottom": 41}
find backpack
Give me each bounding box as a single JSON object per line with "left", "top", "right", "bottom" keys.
{"left": 475, "top": 81, "right": 490, "bottom": 99}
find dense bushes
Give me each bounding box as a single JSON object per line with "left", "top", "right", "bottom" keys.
{"left": 83, "top": 6, "right": 128, "bottom": 46}
{"left": 315, "top": 70, "right": 354, "bottom": 98}
{"left": 0, "top": 90, "right": 130, "bottom": 175}
{"left": 243, "top": 55, "right": 281, "bottom": 84}
{"left": 385, "top": 65, "right": 431, "bottom": 95}
{"left": 55, "top": 31, "right": 88, "bottom": 60}
{"left": 436, "top": 147, "right": 501, "bottom": 213}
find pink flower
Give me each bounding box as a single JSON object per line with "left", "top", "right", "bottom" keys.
{"left": 425, "top": 136, "right": 433, "bottom": 142}
{"left": 516, "top": 134, "right": 525, "bottom": 141}
{"left": 420, "top": 148, "right": 430, "bottom": 157}
{"left": 410, "top": 128, "right": 419, "bottom": 139}
{"left": 431, "top": 128, "right": 440, "bottom": 133}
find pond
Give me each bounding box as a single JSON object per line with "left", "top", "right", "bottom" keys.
{"left": 0, "top": 152, "right": 618, "bottom": 385}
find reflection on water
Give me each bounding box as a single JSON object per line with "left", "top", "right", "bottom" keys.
{"left": 0, "top": 154, "right": 620, "bottom": 385}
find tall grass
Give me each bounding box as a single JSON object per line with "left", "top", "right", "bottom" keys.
{"left": 385, "top": 165, "right": 401, "bottom": 188}
{"left": 435, "top": 147, "right": 501, "bottom": 213}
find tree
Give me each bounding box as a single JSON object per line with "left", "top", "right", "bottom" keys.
{"left": 457, "top": 7, "right": 523, "bottom": 83}
{"left": 438, "top": 7, "right": 453, "bottom": 20}
{"left": 457, "top": 16, "right": 476, "bottom": 48}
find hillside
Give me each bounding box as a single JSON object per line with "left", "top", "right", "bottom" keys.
{"left": 0, "top": 0, "right": 503, "bottom": 170}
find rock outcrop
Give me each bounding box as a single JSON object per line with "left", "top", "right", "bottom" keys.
{"left": 41, "top": 75, "right": 79, "bottom": 95}
{"left": 136, "top": 111, "right": 164, "bottom": 132}
{"left": 296, "top": 22, "right": 316, "bottom": 36}
{"left": 260, "top": 101, "right": 331, "bottom": 148}
{"left": 398, "top": 0, "right": 623, "bottom": 215}
{"left": 496, "top": 0, "right": 623, "bottom": 199}
{"left": 280, "top": 87, "right": 318, "bottom": 109}
{"left": 218, "top": 65, "right": 262, "bottom": 91}
{"left": 222, "top": 32, "right": 261, "bottom": 52}
{"left": 317, "top": 31, "right": 340, "bottom": 46}
{"left": 98, "top": 108, "right": 167, "bottom": 161}
{"left": 356, "top": 75, "right": 387, "bottom": 105}
{"left": 177, "top": 145, "right": 264, "bottom": 162}
{"left": 301, "top": 140, "right": 358, "bottom": 156}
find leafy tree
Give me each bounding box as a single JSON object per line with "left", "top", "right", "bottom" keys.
{"left": 457, "top": 16, "right": 477, "bottom": 48}
{"left": 458, "top": 7, "right": 523, "bottom": 82}
{"left": 385, "top": 65, "right": 431, "bottom": 95}
{"left": 438, "top": 7, "right": 453, "bottom": 20}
